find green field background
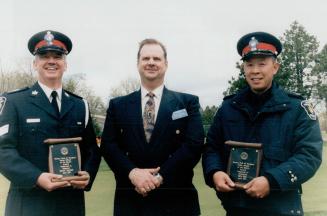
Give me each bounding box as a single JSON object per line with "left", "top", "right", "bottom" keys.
{"left": 1, "top": 144, "right": 326, "bottom": 216}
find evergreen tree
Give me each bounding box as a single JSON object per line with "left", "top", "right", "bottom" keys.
{"left": 277, "top": 21, "right": 319, "bottom": 98}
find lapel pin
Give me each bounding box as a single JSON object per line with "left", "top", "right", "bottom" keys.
{"left": 65, "top": 92, "right": 70, "bottom": 97}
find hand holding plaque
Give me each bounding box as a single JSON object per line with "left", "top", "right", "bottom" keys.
{"left": 225, "top": 140, "right": 262, "bottom": 189}
{"left": 44, "top": 137, "right": 84, "bottom": 182}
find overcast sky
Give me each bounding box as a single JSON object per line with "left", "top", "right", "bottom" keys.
{"left": 0, "top": 0, "right": 326, "bottom": 107}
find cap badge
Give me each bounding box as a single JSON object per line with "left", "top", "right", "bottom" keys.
{"left": 249, "top": 37, "right": 259, "bottom": 51}
{"left": 44, "top": 31, "right": 54, "bottom": 45}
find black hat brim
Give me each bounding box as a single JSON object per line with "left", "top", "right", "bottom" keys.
{"left": 241, "top": 51, "right": 276, "bottom": 61}
{"left": 35, "top": 46, "right": 67, "bottom": 55}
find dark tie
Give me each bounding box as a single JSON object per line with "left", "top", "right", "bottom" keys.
{"left": 51, "top": 90, "right": 59, "bottom": 116}
{"left": 143, "top": 92, "right": 155, "bottom": 143}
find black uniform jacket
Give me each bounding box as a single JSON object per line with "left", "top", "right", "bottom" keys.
{"left": 101, "top": 87, "right": 204, "bottom": 216}
{"left": 0, "top": 82, "right": 101, "bottom": 216}
{"left": 202, "top": 84, "right": 323, "bottom": 216}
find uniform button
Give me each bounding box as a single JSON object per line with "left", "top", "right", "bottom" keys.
{"left": 176, "top": 129, "right": 180, "bottom": 134}
{"left": 296, "top": 210, "right": 301, "bottom": 214}
{"left": 169, "top": 155, "right": 172, "bottom": 158}
{"left": 120, "top": 129, "right": 123, "bottom": 133}
{"left": 126, "top": 152, "right": 129, "bottom": 156}
{"left": 290, "top": 210, "right": 294, "bottom": 214}
{"left": 291, "top": 178, "right": 294, "bottom": 183}
{"left": 288, "top": 171, "right": 292, "bottom": 174}
{"left": 294, "top": 176, "right": 297, "bottom": 181}
{"left": 283, "top": 104, "right": 286, "bottom": 107}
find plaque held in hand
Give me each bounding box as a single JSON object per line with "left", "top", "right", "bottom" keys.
{"left": 44, "top": 137, "right": 83, "bottom": 182}
{"left": 225, "top": 140, "right": 263, "bottom": 189}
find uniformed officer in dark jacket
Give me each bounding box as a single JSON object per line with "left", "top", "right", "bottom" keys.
{"left": 0, "top": 30, "right": 101, "bottom": 216}
{"left": 202, "top": 32, "right": 323, "bottom": 216}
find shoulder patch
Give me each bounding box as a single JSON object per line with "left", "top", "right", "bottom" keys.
{"left": 7, "top": 87, "right": 29, "bottom": 94}
{"left": 0, "top": 97, "right": 6, "bottom": 115}
{"left": 63, "top": 90, "right": 83, "bottom": 99}
{"left": 301, "top": 100, "right": 317, "bottom": 120}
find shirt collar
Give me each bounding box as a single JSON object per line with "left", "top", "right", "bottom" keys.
{"left": 38, "top": 81, "right": 62, "bottom": 101}
{"left": 141, "top": 84, "right": 164, "bottom": 99}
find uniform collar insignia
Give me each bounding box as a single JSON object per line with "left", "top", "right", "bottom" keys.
{"left": 31, "top": 90, "right": 38, "bottom": 96}
{"left": 44, "top": 31, "right": 54, "bottom": 45}
{"left": 249, "top": 37, "right": 258, "bottom": 51}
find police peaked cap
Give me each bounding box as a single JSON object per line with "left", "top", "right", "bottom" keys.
{"left": 237, "top": 31, "right": 282, "bottom": 61}
{"left": 28, "top": 30, "right": 72, "bottom": 55}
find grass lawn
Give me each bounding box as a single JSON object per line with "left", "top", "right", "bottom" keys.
{"left": 1, "top": 145, "right": 326, "bottom": 215}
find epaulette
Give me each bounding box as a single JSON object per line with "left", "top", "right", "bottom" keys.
{"left": 223, "top": 94, "right": 236, "bottom": 101}
{"left": 287, "top": 92, "right": 304, "bottom": 100}
{"left": 6, "top": 87, "right": 29, "bottom": 95}
{"left": 64, "top": 90, "right": 83, "bottom": 99}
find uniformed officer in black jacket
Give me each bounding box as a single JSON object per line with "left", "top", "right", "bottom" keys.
{"left": 0, "top": 30, "right": 101, "bottom": 216}
{"left": 202, "top": 32, "right": 323, "bottom": 216}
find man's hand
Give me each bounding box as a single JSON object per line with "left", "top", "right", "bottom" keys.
{"left": 212, "top": 171, "right": 235, "bottom": 192}
{"left": 70, "top": 171, "right": 90, "bottom": 189}
{"left": 244, "top": 176, "right": 270, "bottom": 198}
{"left": 36, "top": 173, "right": 70, "bottom": 192}
{"left": 129, "top": 167, "right": 161, "bottom": 196}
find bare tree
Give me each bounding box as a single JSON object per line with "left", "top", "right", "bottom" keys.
{"left": 109, "top": 76, "right": 140, "bottom": 98}
{"left": 63, "top": 74, "right": 106, "bottom": 116}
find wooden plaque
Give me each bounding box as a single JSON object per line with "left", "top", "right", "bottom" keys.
{"left": 44, "top": 137, "right": 84, "bottom": 182}
{"left": 225, "top": 140, "right": 263, "bottom": 189}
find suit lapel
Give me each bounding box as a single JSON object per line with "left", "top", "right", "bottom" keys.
{"left": 150, "top": 88, "right": 175, "bottom": 144}
{"left": 29, "top": 83, "right": 58, "bottom": 119}
{"left": 128, "top": 90, "right": 147, "bottom": 143}
{"left": 60, "top": 91, "right": 74, "bottom": 119}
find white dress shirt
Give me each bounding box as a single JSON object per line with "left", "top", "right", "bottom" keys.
{"left": 38, "top": 81, "right": 62, "bottom": 112}
{"left": 141, "top": 84, "right": 164, "bottom": 123}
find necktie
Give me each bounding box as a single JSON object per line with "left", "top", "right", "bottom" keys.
{"left": 143, "top": 92, "right": 155, "bottom": 143}
{"left": 51, "top": 90, "right": 59, "bottom": 116}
